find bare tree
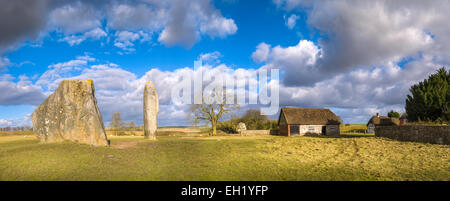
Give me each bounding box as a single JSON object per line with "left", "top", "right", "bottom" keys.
{"left": 110, "top": 112, "right": 124, "bottom": 135}
{"left": 189, "top": 88, "right": 239, "bottom": 136}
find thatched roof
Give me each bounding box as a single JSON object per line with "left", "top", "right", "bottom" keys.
{"left": 279, "top": 107, "right": 341, "bottom": 125}
{"left": 400, "top": 112, "right": 408, "bottom": 119}
{"left": 367, "top": 116, "right": 400, "bottom": 126}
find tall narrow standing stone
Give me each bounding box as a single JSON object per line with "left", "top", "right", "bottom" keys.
{"left": 144, "top": 81, "right": 158, "bottom": 139}
{"left": 32, "top": 79, "right": 109, "bottom": 146}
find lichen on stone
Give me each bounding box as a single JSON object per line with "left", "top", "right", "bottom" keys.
{"left": 85, "top": 79, "right": 93, "bottom": 87}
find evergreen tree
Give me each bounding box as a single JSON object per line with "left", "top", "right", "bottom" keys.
{"left": 405, "top": 67, "right": 450, "bottom": 122}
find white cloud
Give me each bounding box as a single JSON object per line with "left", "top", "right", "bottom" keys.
{"left": 0, "top": 75, "right": 46, "bottom": 106}
{"left": 113, "top": 30, "right": 152, "bottom": 52}
{"left": 285, "top": 14, "right": 299, "bottom": 29}
{"left": 157, "top": 0, "right": 237, "bottom": 48}
{"left": 253, "top": 40, "right": 322, "bottom": 86}
{"left": 199, "top": 13, "right": 237, "bottom": 38}
{"left": 252, "top": 43, "right": 271, "bottom": 63}
{"left": 59, "top": 28, "right": 107, "bottom": 46}
{"left": 36, "top": 55, "right": 93, "bottom": 89}
{"left": 0, "top": 0, "right": 237, "bottom": 52}
{"left": 49, "top": 1, "right": 101, "bottom": 34}
{"left": 0, "top": 119, "right": 12, "bottom": 127}
{"left": 0, "top": 56, "right": 11, "bottom": 71}
{"left": 198, "top": 51, "right": 222, "bottom": 64}
{"left": 0, "top": 114, "right": 32, "bottom": 128}
{"left": 53, "top": 0, "right": 237, "bottom": 49}
{"left": 106, "top": 2, "right": 168, "bottom": 31}
{"left": 271, "top": 0, "right": 449, "bottom": 86}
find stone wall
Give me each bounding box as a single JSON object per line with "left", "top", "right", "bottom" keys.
{"left": 241, "top": 130, "right": 271, "bottom": 136}
{"left": 375, "top": 125, "right": 450, "bottom": 145}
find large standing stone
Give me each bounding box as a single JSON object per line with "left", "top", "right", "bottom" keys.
{"left": 144, "top": 81, "right": 158, "bottom": 139}
{"left": 32, "top": 79, "right": 109, "bottom": 146}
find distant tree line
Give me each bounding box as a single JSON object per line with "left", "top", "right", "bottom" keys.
{"left": 108, "top": 112, "right": 143, "bottom": 135}
{"left": 0, "top": 126, "right": 32, "bottom": 131}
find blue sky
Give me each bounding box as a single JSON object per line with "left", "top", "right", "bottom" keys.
{"left": 5, "top": 0, "right": 313, "bottom": 77}
{"left": 0, "top": 0, "right": 449, "bottom": 127}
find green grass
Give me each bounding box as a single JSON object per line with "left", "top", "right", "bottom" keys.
{"left": 0, "top": 134, "right": 448, "bottom": 181}
{"left": 341, "top": 124, "right": 367, "bottom": 132}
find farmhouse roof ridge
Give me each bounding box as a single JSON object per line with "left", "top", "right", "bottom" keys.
{"left": 280, "top": 107, "right": 341, "bottom": 125}
{"left": 367, "top": 115, "right": 400, "bottom": 126}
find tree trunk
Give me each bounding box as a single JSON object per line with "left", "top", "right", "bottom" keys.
{"left": 211, "top": 121, "right": 217, "bottom": 136}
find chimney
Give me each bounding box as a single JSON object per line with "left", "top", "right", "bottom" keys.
{"left": 376, "top": 113, "right": 379, "bottom": 117}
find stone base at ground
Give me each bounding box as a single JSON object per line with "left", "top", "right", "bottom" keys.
{"left": 32, "top": 79, "right": 109, "bottom": 146}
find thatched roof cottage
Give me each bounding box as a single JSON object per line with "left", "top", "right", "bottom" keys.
{"left": 278, "top": 107, "right": 341, "bottom": 136}
{"left": 367, "top": 113, "right": 400, "bottom": 133}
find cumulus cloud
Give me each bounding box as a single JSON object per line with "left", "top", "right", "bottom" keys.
{"left": 0, "top": 75, "right": 46, "bottom": 106}
{"left": 36, "top": 54, "right": 95, "bottom": 89}
{"left": 271, "top": 0, "right": 450, "bottom": 85}
{"left": 113, "top": 30, "right": 152, "bottom": 52}
{"left": 106, "top": 2, "right": 168, "bottom": 31}
{"left": 276, "top": 54, "right": 444, "bottom": 122}
{"left": 252, "top": 43, "right": 271, "bottom": 63}
{"left": 49, "top": 1, "right": 101, "bottom": 34}
{"left": 158, "top": 0, "right": 237, "bottom": 48}
{"left": 59, "top": 28, "right": 107, "bottom": 46}
{"left": 0, "top": 0, "right": 237, "bottom": 53}
{"left": 257, "top": 1, "right": 450, "bottom": 122}
{"left": 253, "top": 40, "right": 322, "bottom": 86}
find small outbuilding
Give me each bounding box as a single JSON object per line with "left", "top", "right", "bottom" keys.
{"left": 367, "top": 113, "right": 400, "bottom": 133}
{"left": 278, "top": 107, "right": 341, "bottom": 136}
{"left": 399, "top": 113, "right": 408, "bottom": 125}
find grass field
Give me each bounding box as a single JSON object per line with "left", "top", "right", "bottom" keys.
{"left": 0, "top": 130, "right": 448, "bottom": 181}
